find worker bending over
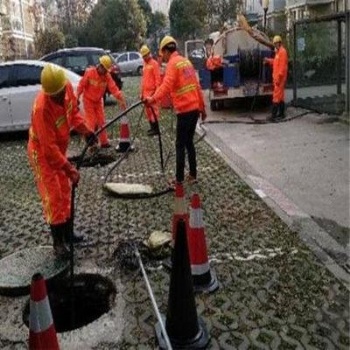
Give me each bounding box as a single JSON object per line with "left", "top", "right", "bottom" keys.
{"left": 28, "top": 64, "right": 96, "bottom": 258}
{"left": 77, "top": 55, "right": 127, "bottom": 147}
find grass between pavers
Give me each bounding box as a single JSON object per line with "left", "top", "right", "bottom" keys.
{"left": 0, "top": 76, "right": 348, "bottom": 348}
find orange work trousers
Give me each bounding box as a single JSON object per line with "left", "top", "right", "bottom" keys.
{"left": 272, "top": 79, "right": 286, "bottom": 104}
{"left": 28, "top": 147, "right": 71, "bottom": 225}
{"left": 83, "top": 98, "right": 109, "bottom": 146}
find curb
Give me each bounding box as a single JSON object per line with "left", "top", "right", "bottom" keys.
{"left": 200, "top": 124, "right": 350, "bottom": 291}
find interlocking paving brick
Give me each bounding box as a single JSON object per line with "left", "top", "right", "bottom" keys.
{"left": 0, "top": 77, "right": 349, "bottom": 348}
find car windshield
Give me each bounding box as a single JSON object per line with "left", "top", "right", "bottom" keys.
{"left": 90, "top": 52, "right": 114, "bottom": 66}
{"left": 91, "top": 53, "right": 102, "bottom": 65}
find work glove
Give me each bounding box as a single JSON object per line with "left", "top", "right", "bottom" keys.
{"left": 118, "top": 94, "right": 127, "bottom": 110}
{"left": 144, "top": 96, "right": 154, "bottom": 106}
{"left": 62, "top": 162, "right": 80, "bottom": 185}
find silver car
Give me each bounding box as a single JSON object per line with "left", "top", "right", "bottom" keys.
{"left": 0, "top": 60, "right": 81, "bottom": 133}
{"left": 115, "top": 51, "right": 144, "bottom": 75}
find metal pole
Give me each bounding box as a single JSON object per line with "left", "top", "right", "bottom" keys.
{"left": 135, "top": 249, "right": 173, "bottom": 350}
{"left": 293, "top": 22, "right": 297, "bottom": 104}
{"left": 346, "top": 11, "right": 350, "bottom": 116}
{"left": 337, "top": 19, "right": 342, "bottom": 95}
{"left": 264, "top": 8, "right": 267, "bottom": 32}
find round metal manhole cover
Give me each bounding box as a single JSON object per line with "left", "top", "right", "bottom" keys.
{"left": 0, "top": 246, "right": 69, "bottom": 296}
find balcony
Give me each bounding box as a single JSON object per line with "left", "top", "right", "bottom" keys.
{"left": 286, "top": 0, "right": 333, "bottom": 8}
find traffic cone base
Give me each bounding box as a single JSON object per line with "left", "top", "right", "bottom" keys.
{"left": 193, "top": 267, "right": 219, "bottom": 293}
{"left": 155, "top": 315, "right": 209, "bottom": 350}
{"left": 115, "top": 143, "right": 134, "bottom": 153}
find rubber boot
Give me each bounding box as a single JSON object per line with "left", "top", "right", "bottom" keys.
{"left": 64, "top": 218, "right": 86, "bottom": 244}
{"left": 147, "top": 121, "right": 153, "bottom": 134}
{"left": 50, "top": 223, "right": 69, "bottom": 259}
{"left": 270, "top": 103, "right": 279, "bottom": 122}
{"left": 277, "top": 102, "right": 286, "bottom": 120}
{"left": 147, "top": 121, "right": 160, "bottom": 136}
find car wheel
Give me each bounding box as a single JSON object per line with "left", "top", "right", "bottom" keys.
{"left": 137, "top": 66, "right": 143, "bottom": 76}
{"left": 210, "top": 100, "right": 217, "bottom": 111}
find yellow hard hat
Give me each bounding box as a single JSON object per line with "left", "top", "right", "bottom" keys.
{"left": 41, "top": 64, "right": 67, "bottom": 95}
{"left": 159, "top": 35, "right": 177, "bottom": 53}
{"left": 140, "top": 45, "right": 150, "bottom": 57}
{"left": 273, "top": 35, "right": 282, "bottom": 44}
{"left": 99, "top": 55, "right": 113, "bottom": 71}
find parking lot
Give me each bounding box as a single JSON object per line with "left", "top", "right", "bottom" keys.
{"left": 0, "top": 77, "right": 349, "bottom": 349}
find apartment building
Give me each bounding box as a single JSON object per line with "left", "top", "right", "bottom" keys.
{"left": 285, "top": 0, "right": 348, "bottom": 29}
{"left": 0, "top": 0, "right": 47, "bottom": 60}
{"left": 244, "top": 0, "right": 348, "bottom": 34}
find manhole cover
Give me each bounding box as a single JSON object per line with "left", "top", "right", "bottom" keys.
{"left": 0, "top": 246, "right": 69, "bottom": 296}
{"left": 23, "top": 274, "right": 116, "bottom": 333}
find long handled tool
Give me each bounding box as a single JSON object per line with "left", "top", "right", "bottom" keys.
{"left": 68, "top": 101, "right": 144, "bottom": 327}
{"left": 134, "top": 248, "right": 173, "bottom": 350}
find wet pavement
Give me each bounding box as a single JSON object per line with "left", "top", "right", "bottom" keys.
{"left": 0, "top": 77, "right": 349, "bottom": 349}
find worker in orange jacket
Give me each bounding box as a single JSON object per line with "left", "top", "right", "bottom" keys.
{"left": 264, "top": 35, "right": 288, "bottom": 121}
{"left": 146, "top": 36, "right": 207, "bottom": 187}
{"left": 28, "top": 64, "right": 96, "bottom": 258}
{"left": 140, "top": 45, "right": 161, "bottom": 136}
{"left": 77, "top": 55, "right": 127, "bottom": 147}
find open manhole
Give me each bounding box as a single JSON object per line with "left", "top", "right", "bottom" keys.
{"left": 23, "top": 273, "right": 116, "bottom": 333}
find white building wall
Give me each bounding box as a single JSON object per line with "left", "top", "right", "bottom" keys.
{"left": 147, "top": 0, "right": 172, "bottom": 14}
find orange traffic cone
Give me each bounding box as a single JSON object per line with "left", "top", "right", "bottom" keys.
{"left": 163, "top": 182, "right": 189, "bottom": 270}
{"left": 116, "top": 116, "right": 134, "bottom": 153}
{"left": 155, "top": 219, "right": 209, "bottom": 349}
{"left": 29, "top": 273, "right": 59, "bottom": 350}
{"left": 171, "top": 182, "right": 189, "bottom": 241}
{"left": 189, "top": 193, "right": 219, "bottom": 293}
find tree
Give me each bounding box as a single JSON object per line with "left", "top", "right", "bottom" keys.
{"left": 169, "top": 0, "right": 207, "bottom": 41}
{"left": 82, "top": 0, "right": 146, "bottom": 51}
{"left": 33, "top": 28, "right": 65, "bottom": 57}
{"left": 137, "top": 0, "right": 152, "bottom": 35}
{"left": 148, "top": 11, "right": 167, "bottom": 37}
{"left": 205, "top": 0, "right": 237, "bottom": 32}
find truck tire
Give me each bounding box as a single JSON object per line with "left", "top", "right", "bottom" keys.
{"left": 210, "top": 100, "right": 217, "bottom": 111}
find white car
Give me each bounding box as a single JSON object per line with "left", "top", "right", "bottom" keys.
{"left": 115, "top": 51, "right": 144, "bottom": 76}
{"left": 0, "top": 60, "right": 81, "bottom": 133}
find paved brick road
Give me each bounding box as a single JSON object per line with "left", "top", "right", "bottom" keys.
{"left": 0, "top": 77, "right": 348, "bottom": 349}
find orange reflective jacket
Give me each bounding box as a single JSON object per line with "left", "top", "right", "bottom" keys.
{"left": 77, "top": 66, "right": 122, "bottom": 103}
{"left": 28, "top": 82, "right": 88, "bottom": 170}
{"left": 152, "top": 52, "right": 205, "bottom": 114}
{"left": 141, "top": 58, "right": 161, "bottom": 96}
{"left": 266, "top": 45, "right": 288, "bottom": 85}
{"left": 206, "top": 55, "right": 223, "bottom": 71}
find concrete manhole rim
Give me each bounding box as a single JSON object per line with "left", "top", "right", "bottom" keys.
{"left": 0, "top": 246, "right": 69, "bottom": 296}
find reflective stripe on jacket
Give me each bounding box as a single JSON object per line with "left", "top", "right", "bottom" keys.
{"left": 152, "top": 52, "right": 205, "bottom": 114}
{"left": 141, "top": 58, "right": 161, "bottom": 96}
{"left": 77, "top": 66, "right": 122, "bottom": 103}
{"left": 28, "top": 82, "right": 86, "bottom": 170}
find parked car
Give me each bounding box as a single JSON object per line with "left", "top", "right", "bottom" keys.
{"left": 111, "top": 52, "right": 123, "bottom": 60}
{"left": 115, "top": 51, "right": 143, "bottom": 75}
{"left": 0, "top": 60, "right": 82, "bottom": 133}
{"left": 40, "top": 47, "right": 123, "bottom": 94}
